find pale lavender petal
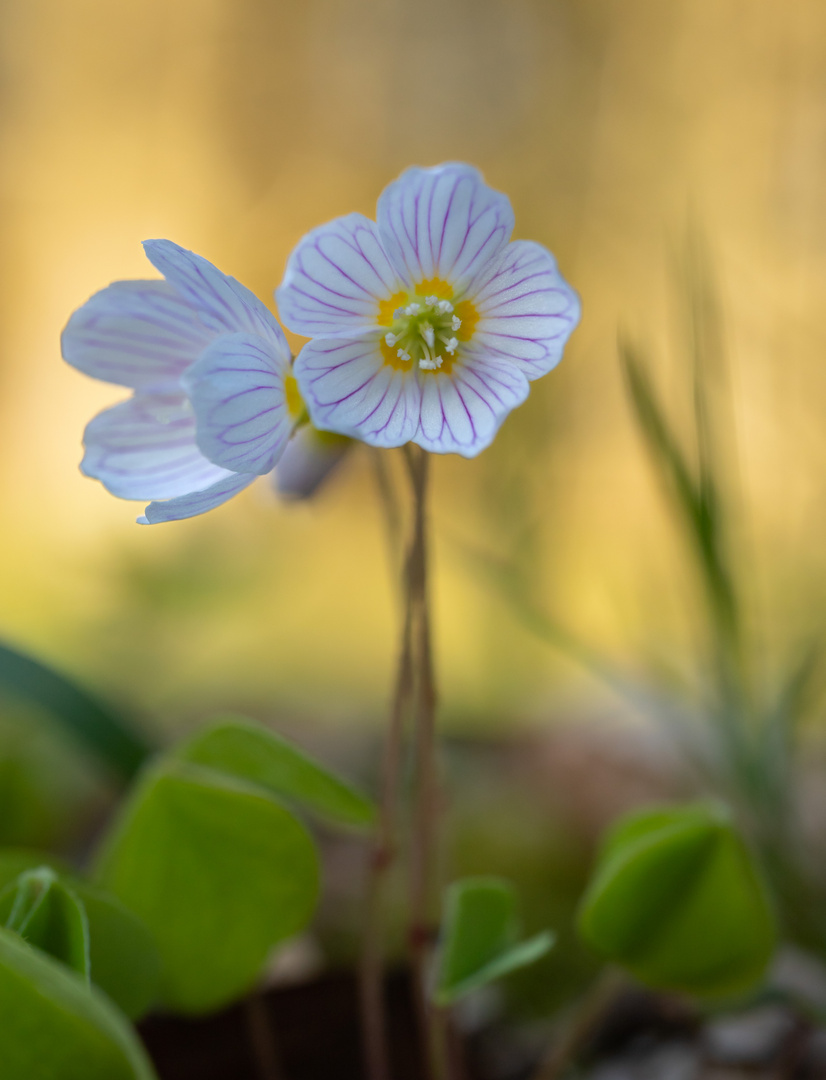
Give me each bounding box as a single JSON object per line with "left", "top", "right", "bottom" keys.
{"left": 62, "top": 280, "right": 213, "bottom": 392}
{"left": 294, "top": 336, "right": 420, "bottom": 448}
{"left": 413, "top": 351, "right": 530, "bottom": 458}
{"left": 183, "top": 332, "right": 293, "bottom": 475}
{"left": 139, "top": 470, "right": 257, "bottom": 524}
{"left": 143, "top": 239, "right": 289, "bottom": 355}
{"left": 377, "top": 163, "right": 514, "bottom": 293}
{"left": 273, "top": 426, "right": 352, "bottom": 501}
{"left": 81, "top": 393, "right": 234, "bottom": 500}
{"left": 469, "top": 240, "right": 581, "bottom": 380}
{"left": 276, "top": 213, "right": 405, "bottom": 338}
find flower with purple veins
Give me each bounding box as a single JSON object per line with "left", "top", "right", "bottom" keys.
{"left": 62, "top": 239, "right": 304, "bottom": 523}
{"left": 276, "top": 162, "right": 581, "bottom": 457}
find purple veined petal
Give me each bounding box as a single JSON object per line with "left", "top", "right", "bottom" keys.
{"left": 273, "top": 425, "right": 352, "bottom": 501}
{"left": 62, "top": 280, "right": 214, "bottom": 392}
{"left": 377, "top": 163, "right": 514, "bottom": 295}
{"left": 139, "top": 470, "right": 257, "bottom": 525}
{"left": 469, "top": 240, "right": 581, "bottom": 380}
{"left": 294, "top": 335, "right": 421, "bottom": 448}
{"left": 276, "top": 213, "right": 406, "bottom": 338}
{"left": 183, "top": 332, "right": 294, "bottom": 475}
{"left": 143, "top": 239, "right": 290, "bottom": 355}
{"left": 413, "top": 350, "right": 530, "bottom": 458}
{"left": 81, "top": 393, "right": 235, "bottom": 500}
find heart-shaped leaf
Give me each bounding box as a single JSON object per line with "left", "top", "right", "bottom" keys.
{"left": 433, "top": 877, "right": 554, "bottom": 1005}
{"left": 577, "top": 801, "right": 776, "bottom": 997}
{"left": 0, "top": 924, "right": 157, "bottom": 1079}
{"left": 72, "top": 882, "right": 161, "bottom": 1020}
{"left": 177, "top": 716, "right": 374, "bottom": 827}
{"left": 94, "top": 760, "right": 319, "bottom": 1013}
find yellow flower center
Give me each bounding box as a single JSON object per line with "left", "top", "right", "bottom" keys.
{"left": 377, "top": 277, "right": 478, "bottom": 375}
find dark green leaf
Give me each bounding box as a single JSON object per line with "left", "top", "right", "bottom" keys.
{"left": 0, "top": 867, "right": 90, "bottom": 981}
{"left": 94, "top": 760, "right": 319, "bottom": 1013}
{"left": 0, "top": 924, "right": 157, "bottom": 1079}
{"left": 177, "top": 716, "right": 374, "bottom": 827}
{"left": 578, "top": 802, "right": 776, "bottom": 997}
{"left": 0, "top": 640, "right": 151, "bottom": 779}
{"left": 434, "top": 877, "right": 554, "bottom": 1005}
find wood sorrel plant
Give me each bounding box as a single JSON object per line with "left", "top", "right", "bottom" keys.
{"left": 61, "top": 163, "right": 580, "bottom": 1080}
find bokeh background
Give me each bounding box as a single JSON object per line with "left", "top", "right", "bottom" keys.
{"left": 1, "top": 0, "right": 825, "bottom": 749}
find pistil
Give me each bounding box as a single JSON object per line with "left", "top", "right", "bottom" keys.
{"left": 382, "top": 293, "right": 465, "bottom": 372}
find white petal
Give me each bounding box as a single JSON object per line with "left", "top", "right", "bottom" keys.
{"left": 377, "top": 163, "right": 514, "bottom": 294}
{"left": 62, "top": 280, "right": 213, "bottom": 392}
{"left": 140, "top": 471, "right": 257, "bottom": 524}
{"left": 183, "top": 332, "right": 293, "bottom": 476}
{"left": 469, "top": 241, "right": 581, "bottom": 380}
{"left": 143, "top": 239, "right": 290, "bottom": 355}
{"left": 276, "top": 213, "right": 405, "bottom": 338}
{"left": 294, "top": 336, "right": 420, "bottom": 448}
{"left": 413, "top": 351, "right": 530, "bottom": 457}
{"left": 81, "top": 393, "right": 234, "bottom": 500}
{"left": 274, "top": 426, "right": 352, "bottom": 501}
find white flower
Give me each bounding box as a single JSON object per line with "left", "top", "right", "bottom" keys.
{"left": 276, "top": 163, "right": 580, "bottom": 457}
{"left": 62, "top": 240, "right": 302, "bottom": 523}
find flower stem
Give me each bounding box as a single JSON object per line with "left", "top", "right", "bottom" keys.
{"left": 360, "top": 450, "right": 417, "bottom": 1080}
{"left": 360, "top": 443, "right": 445, "bottom": 1080}
{"left": 531, "top": 967, "right": 627, "bottom": 1080}
{"left": 403, "top": 444, "right": 445, "bottom": 1080}
{"left": 244, "top": 989, "right": 283, "bottom": 1080}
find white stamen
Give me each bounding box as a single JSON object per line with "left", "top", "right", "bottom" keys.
{"left": 425, "top": 295, "right": 438, "bottom": 307}
{"left": 397, "top": 348, "right": 411, "bottom": 362}
{"left": 419, "top": 355, "right": 443, "bottom": 371}
{"left": 385, "top": 332, "right": 397, "bottom": 347}
{"left": 451, "top": 315, "right": 462, "bottom": 331}
{"left": 445, "top": 337, "right": 459, "bottom": 355}
{"left": 421, "top": 322, "right": 435, "bottom": 349}
{"left": 404, "top": 302, "right": 421, "bottom": 316}
{"left": 437, "top": 300, "right": 453, "bottom": 314}
{"left": 393, "top": 308, "right": 404, "bottom": 319}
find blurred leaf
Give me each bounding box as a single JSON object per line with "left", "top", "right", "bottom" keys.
{"left": 0, "top": 640, "right": 151, "bottom": 779}
{"left": 94, "top": 760, "right": 319, "bottom": 1013}
{"left": 433, "top": 877, "right": 554, "bottom": 1005}
{"left": 0, "top": 867, "right": 90, "bottom": 981}
{"left": 71, "top": 882, "right": 161, "bottom": 1021}
{"left": 0, "top": 848, "right": 68, "bottom": 892}
{"left": 620, "top": 341, "right": 738, "bottom": 652}
{"left": 0, "top": 861, "right": 161, "bottom": 1018}
{"left": 178, "top": 715, "right": 374, "bottom": 827}
{"left": 578, "top": 802, "right": 776, "bottom": 997}
{"left": 0, "top": 924, "right": 157, "bottom": 1079}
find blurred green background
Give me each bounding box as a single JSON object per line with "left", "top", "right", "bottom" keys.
{"left": 0, "top": 0, "right": 824, "bottom": 743}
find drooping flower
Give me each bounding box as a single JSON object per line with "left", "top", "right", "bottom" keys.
{"left": 62, "top": 240, "right": 303, "bottom": 523}
{"left": 275, "top": 163, "right": 580, "bottom": 457}
{"left": 273, "top": 426, "right": 352, "bottom": 501}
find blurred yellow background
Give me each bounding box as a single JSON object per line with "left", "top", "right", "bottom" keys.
{"left": 1, "top": 0, "right": 825, "bottom": 736}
